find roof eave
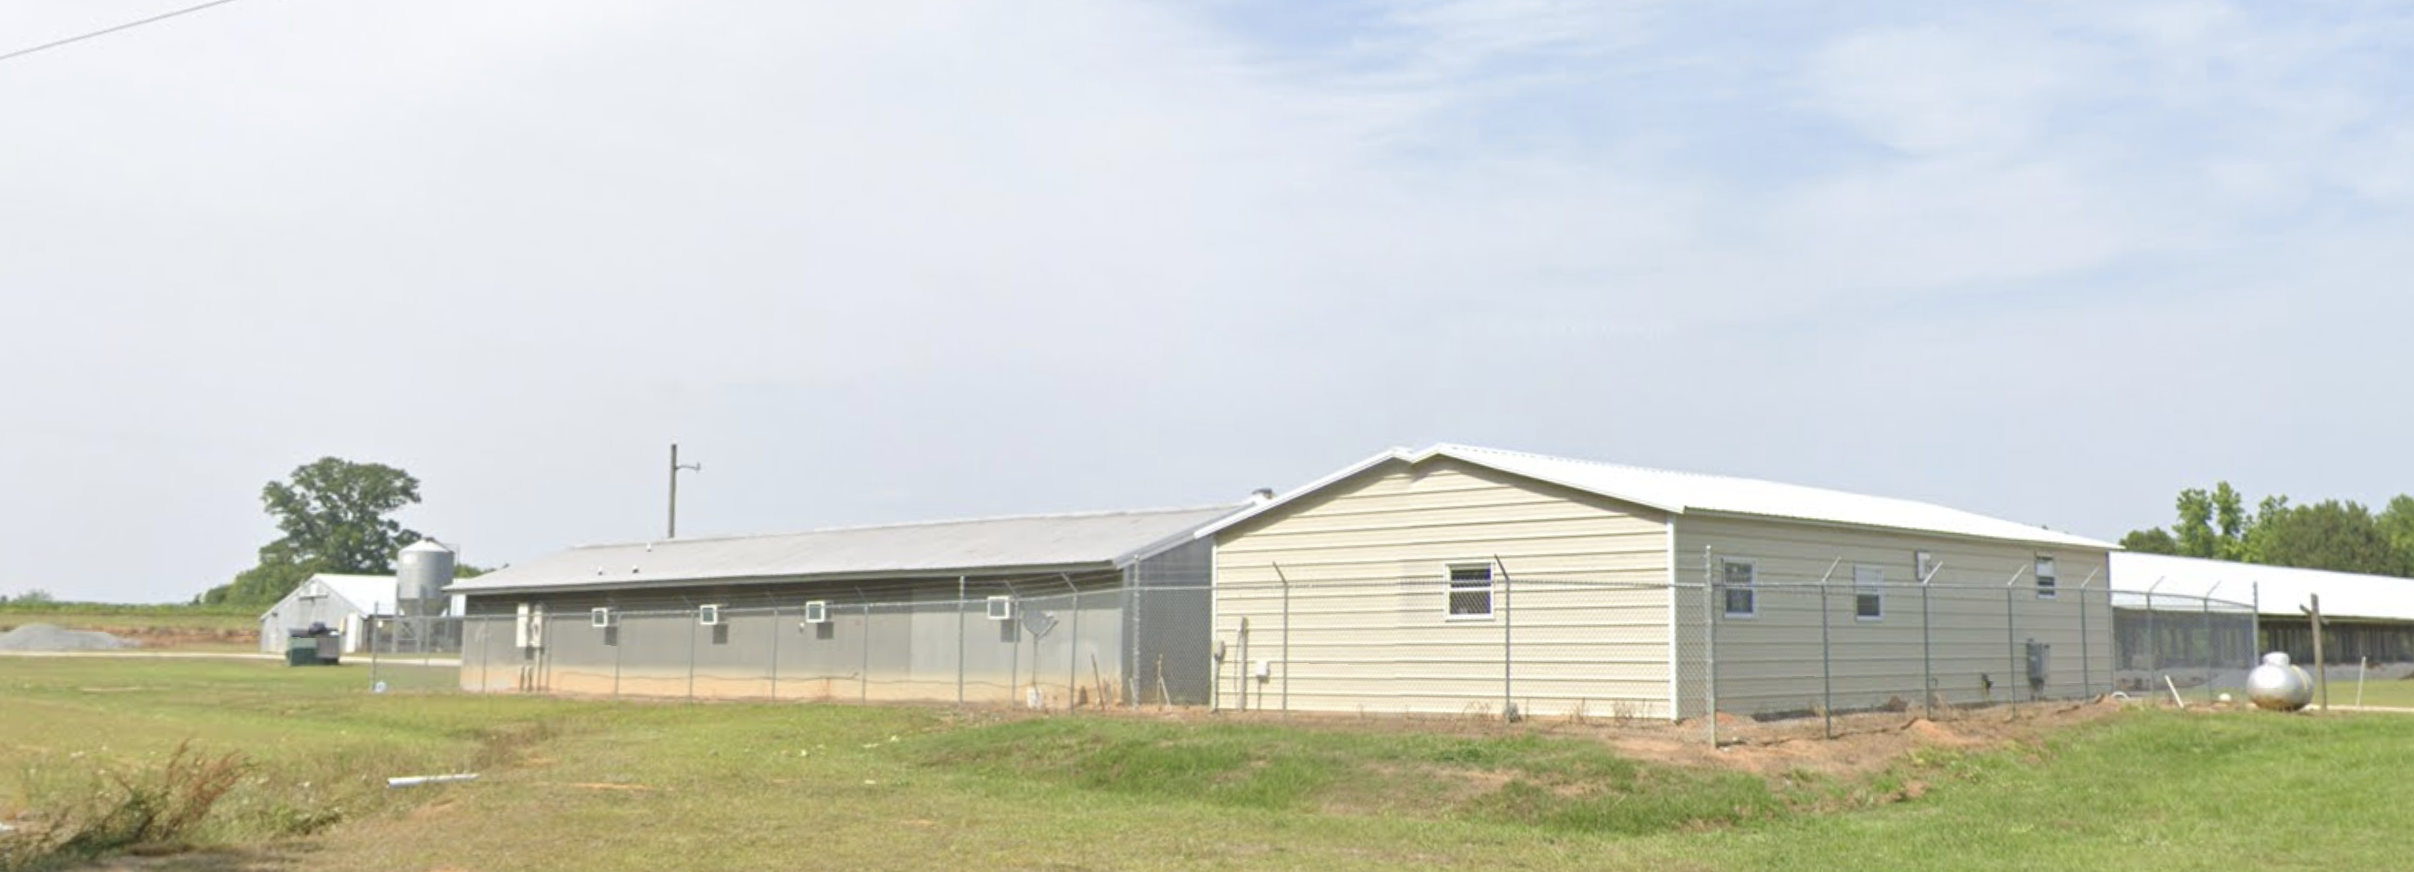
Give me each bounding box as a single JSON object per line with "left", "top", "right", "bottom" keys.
{"left": 448, "top": 560, "right": 1125, "bottom": 597}
{"left": 1681, "top": 507, "right": 2119, "bottom": 551}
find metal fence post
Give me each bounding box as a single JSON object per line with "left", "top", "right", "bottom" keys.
{"left": 1501, "top": 561, "right": 1515, "bottom": 720}
{"left": 612, "top": 615, "right": 623, "bottom": 699}
{"left": 368, "top": 617, "right": 382, "bottom": 691}
{"left": 1272, "top": 564, "right": 1292, "bottom": 717}
{"left": 2003, "top": 565, "right": 2026, "bottom": 703}
{"left": 1070, "top": 579, "right": 1083, "bottom": 713}
{"left": 957, "top": 577, "right": 968, "bottom": 706}
{"left": 2145, "top": 579, "right": 2162, "bottom": 681}
{"left": 1820, "top": 570, "right": 1834, "bottom": 739}
{"left": 2251, "top": 582, "right": 2261, "bottom": 660}
{"left": 687, "top": 607, "right": 699, "bottom": 703}
{"left": 861, "top": 600, "right": 872, "bottom": 705}
{"left": 1921, "top": 581, "right": 1934, "bottom": 717}
{"left": 2079, "top": 581, "right": 2092, "bottom": 698}
{"left": 2201, "top": 587, "right": 2217, "bottom": 704}
{"left": 770, "top": 604, "right": 782, "bottom": 702}
{"left": 1703, "top": 546, "right": 1717, "bottom": 747}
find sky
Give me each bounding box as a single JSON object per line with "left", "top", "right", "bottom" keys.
{"left": 3, "top": 0, "right": 2410, "bottom": 603}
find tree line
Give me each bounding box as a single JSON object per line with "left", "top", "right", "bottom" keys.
{"left": 2121, "top": 482, "right": 2414, "bottom": 577}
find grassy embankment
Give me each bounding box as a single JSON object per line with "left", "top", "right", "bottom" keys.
{"left": 3, "top": 657, "right": 2409, "bottom": 871}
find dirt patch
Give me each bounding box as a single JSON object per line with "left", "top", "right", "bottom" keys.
{"left": 1072, "top": 695, "right": 2131, "bottom": 782}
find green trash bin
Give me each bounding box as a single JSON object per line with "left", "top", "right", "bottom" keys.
{"left": 287, "top": 635, "right": 318, "bottom": 666}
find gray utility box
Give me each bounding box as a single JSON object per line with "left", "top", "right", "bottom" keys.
{"left": 2025, "top": 639, "right": 2050, "bottom": 695}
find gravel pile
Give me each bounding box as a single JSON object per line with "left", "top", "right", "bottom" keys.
{"left": 0, "top": 623, "right": 139, "bottom": 651}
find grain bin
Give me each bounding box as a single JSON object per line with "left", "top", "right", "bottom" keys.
{"left": 396, "top": 539, "right": 456, "bottom": 617}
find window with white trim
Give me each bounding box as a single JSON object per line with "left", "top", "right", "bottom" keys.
{"left": 2035, "top": 556, "right": 2058, "bottom": 600}
{"left": 1854, "top": 565, "right": 1884, "bottom": 620}
{"left": 1722, "top": 560, "right": 1756, "bottom": 617}
{"left": 1447, "top": 565, "right": 1494, "bottom": 619}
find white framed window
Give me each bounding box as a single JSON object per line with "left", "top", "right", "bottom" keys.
{"left": 2035, "top": 556, "right": 2058, "bottom": 600}
{"left": 986, "top": 595, "right": 1014, "bottom": 621}
{"left": 1854, "top": 565, "right": 1884, "bottom": 621}
{"left": 589, "top": 607, "right": 615, "bottom": 629}
{"left": 802, "top": 600, "right": 828, "bottom": 624}
{"left": 1722, "top": 559, "right": 1757, "bottom": 618}
{"left": 1446, "top": 565, "right": 1494, "bottom": 619}
{"left": 697, "top": 604, "right": 723, "bottom": 626}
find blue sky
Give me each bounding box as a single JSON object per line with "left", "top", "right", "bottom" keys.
{"left": 2, "top": 0, "right": 2409, "bottom": 601}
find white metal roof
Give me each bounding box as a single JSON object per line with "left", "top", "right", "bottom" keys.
{"left": 2111, "top": 552, "right": 2414, "bottom": 621}
{"left": 1196, "top": 444, "right": 2115, "bottom": 550}
{"left": 262, "top": 574, "right": 396, "bottom": 618}
{"left": 449, "top": 504, "right": 1243, "bottom": 595}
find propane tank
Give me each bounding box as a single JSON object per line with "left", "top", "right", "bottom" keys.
{"left": 2245, "top": 651, "right": 2314, "bottom": 712}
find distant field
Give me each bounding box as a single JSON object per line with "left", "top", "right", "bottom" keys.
{"left": 0, "top": 606, "right": 256, "bottom": 651}
{"left": 3, "top": 658, "right": 2410, "bottom": 872}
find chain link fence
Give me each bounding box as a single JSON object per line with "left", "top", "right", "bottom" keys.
{"left": 456, "top": 583, "right": 1166, "bottom": 711}
{"left": 416, "top": 563, "right": 2271, "bottom": 744}
{"left": 364, "top": 615, "right": 466, "bottom": 693}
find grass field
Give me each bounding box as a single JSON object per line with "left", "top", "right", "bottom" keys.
{"left": 3, "top": 658, "right": 2409, "bottom": 872}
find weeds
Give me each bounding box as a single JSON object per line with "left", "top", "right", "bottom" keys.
{"left": 1, "top": 741, "right": 249, "bottom": 871}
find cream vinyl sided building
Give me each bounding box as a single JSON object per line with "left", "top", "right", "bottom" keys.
{"left": 1195, "top": 445, "right": 2117, "bottom": 720}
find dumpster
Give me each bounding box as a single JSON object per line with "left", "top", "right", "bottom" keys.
{"left": 286, "top": 623, "right": 342, "bottom": 666}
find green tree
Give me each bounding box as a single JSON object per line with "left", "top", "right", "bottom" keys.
{"left": 2119, "top": 528, "right": 2180, "bottom": 555}
{"left": 200, "top": 458, "right": 424, "bottom": 606}
{"left": 2379, "top": 496, "right": 2414, "bottom": 570}
{"left": 2250, "top": 499, "right": 2409, "bottom": 576}
{"left": 2173, "top": 487, "right": 2219, "bottom": 558}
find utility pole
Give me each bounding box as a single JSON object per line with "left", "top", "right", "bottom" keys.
{"left": 669, "top": 443, "right": 702, "bottom": 538}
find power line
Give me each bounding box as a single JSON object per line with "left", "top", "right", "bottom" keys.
{"left": 0, "top": 0, "right": 253, "bottom": 65}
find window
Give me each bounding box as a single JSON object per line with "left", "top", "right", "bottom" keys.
{"left": 697, "top": 604, "right": 722, "bottom": 626}
{"left": 1722, "top": 560, "right": 1756, "bottom": 617}
{"left": 1854, "top": 565, "right": 1884, "bottom": 620}
{"left": 1447, "top": 565, "right": 1494, "bottom": 618}
{"left": 803, "top": 601, "right": 829, "bottom": 624}
{"left": 985, "top": 596, "right": 1014, "bottom": 621}
{"left": 2035, "top": 556, "right": 2058, "bottom": 600}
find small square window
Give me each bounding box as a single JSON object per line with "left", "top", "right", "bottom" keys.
{"left": 986, "top": 595, "right": 1014, "bottom": 621}
{"left": 2035, "top": 557, "right": 2058, "bottom": 600}
{"left": 1854, "top": 565, "right": 1883, "bottom": 620}
{"left": 1722, "top": 560, "right": 1756, "bottom": 617}
{"left": 802, "top": 601, "right": 828, "bottom": 624}
{"left": 1447, "top": 566, "right": 1493, "bottom": 618}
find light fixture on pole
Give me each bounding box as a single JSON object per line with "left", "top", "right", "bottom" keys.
{"left": 669, "top": 443, "right": 702, "bottom": 538}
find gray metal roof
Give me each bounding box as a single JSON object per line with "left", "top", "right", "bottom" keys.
{"left": 449, "top": 504, "right": 1243, "bottom": 595}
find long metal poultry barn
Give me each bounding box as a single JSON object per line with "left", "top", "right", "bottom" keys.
{"left": 447, "top": 505, "right": 1237, "bottom": 707}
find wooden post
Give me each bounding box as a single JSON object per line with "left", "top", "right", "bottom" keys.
{"left": 2307, "top": 594, "right": 2327, "bottom": 711}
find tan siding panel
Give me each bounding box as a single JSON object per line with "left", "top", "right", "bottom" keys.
{"left": 1215, "top": 458, "right": 1674, "bottom": 718}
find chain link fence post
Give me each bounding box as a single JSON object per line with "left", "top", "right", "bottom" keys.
{"left": 1921, "top": 580, "right": 1934, "bottom": 717}
{"left": 2079, "top": 581, "right": 2092, "bottom": 698}
{"left": 1703, "top": 546, "right": 1717, "bottom": 748}
{"left": 1502, "top": 563, "right": 1514, "bottom": 720}
{"left": 1819, "top": 570, "right": 1833, "bottom": 739}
